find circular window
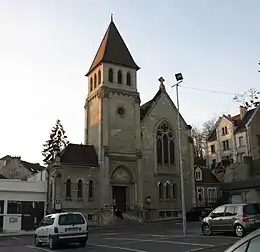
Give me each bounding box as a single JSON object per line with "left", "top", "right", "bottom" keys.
{"left": 117, "top": 107, "right": 125, "bottom": 116}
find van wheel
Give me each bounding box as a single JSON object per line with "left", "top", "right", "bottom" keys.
{"left": 49, "top": 236, "right": 58, "bottom": 249}
{"left": 34, "top": 235, "right": 42, "bottom": 247}
{"left": 202, "top": 224, "right": 212, "bottom": 236}
{"left": 79, "top": 239, "right": 87, "bottom": 247}
{"left": 235, "top": 224, "right": 245, "bottom": 237}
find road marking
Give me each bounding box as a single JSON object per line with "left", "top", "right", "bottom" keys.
{"left": 104, "top": 238, "right": 214, "bottom": 247}
{"left": 11, "top": 236, "right": 21, "bottom": 240}
{"left": 185, "top": 248, "right": 204, "bottom": 252}
{"left": 89, "top": 243, "right": 148, "bottom": 252}
{"left": 27, "top": 245, "right": 52, "bottom": 252}
{"left": 140, "top": 234, "right": 165, "bottom": 237}
{"left": 99, "top": 232, "right": 120, "bottom": 236}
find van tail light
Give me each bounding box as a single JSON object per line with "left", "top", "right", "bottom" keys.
{"left": 54, "top": 227, "right": 59, "bottom": 233}
{"left": 86, "top": 225, "right": 88, "bottom": 232}
{"left": 241, "top": 216, "right": 249, "bottom": 222}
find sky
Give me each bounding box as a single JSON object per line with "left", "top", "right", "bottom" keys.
{"left": 0, "top": 0, "right": 259, "bottom": 164}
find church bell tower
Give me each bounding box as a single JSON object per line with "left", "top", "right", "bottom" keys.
{"left": 84, "top": 18, "right": 143, "bottom": 209}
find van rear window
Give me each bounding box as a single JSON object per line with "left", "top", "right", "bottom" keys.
{"left": 243, "top": 204, "right": 260, "bottom": 215}
{"left": 58, "top": 214, "right": 85, "bottom": 225}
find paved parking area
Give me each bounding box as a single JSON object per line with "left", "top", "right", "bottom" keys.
{"left": 0, "top": 222, "right": 240, "bottom": 252}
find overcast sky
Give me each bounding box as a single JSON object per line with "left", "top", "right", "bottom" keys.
{"left": 0, "top": 0, "right": 259, "bottom": 164}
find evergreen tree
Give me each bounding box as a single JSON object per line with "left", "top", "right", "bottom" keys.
{"left": 42, "top": 119, "right": 69, "bottom": 165}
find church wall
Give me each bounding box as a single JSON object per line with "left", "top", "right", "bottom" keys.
{"left": 85, "top": 96, "right": 101, "bottom": 154}
{"left": 107, "top": 92, "right": 138, "bottom": 153}
{"left": 103, "top": 63, "right": 137, "bottom": 91}
{"left": 52, "top": 165, "right": 100, "bottom": 220}
{"left": 141, "top": 92, "right": 194, "bottom": 217}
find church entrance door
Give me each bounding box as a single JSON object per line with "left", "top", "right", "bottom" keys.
{"left": 112, "top": 186, "right": 127, "bottom": 212}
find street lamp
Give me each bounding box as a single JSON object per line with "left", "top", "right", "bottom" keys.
{"left": 172, "top": 73, "right": 187, "bottom": 236}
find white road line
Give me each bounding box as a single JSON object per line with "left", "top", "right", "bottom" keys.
{"left": 140, "top": 234, "right": 165, "bottom": 237}
{"left": 11, "top": 236, "right": 21, "bottom": 240}
{"left": 104, "top": 238, "right": 214, "bottom": 247}
{"left": 89, "top": 243, "right": 148, "bottom": 252}
{"left": 27, "top": 245, "right": 52, "bottom": 252}
{"left": 99, "top": 232, "right": 120, "bottom": 236}
{"left": 185, "top": 248, "right": 204, "bottom": 252}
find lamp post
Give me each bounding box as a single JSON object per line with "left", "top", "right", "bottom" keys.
{"left": 172, "top": 73, "right": 186, "bottom": 236}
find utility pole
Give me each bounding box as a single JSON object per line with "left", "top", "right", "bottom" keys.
{"left": 172, "top": 73, "right": 186, "bottom": 236}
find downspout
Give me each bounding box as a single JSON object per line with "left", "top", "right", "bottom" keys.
{"left": 46, "top": 167, "right": 50, "bottom": 215}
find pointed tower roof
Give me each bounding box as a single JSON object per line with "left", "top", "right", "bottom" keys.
{"left": 86, "top": 20, "right": 140, "bottom": 76}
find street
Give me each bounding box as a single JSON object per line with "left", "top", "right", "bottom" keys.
{"left": 0, "top": 222, "right": 240, "bottom": 252}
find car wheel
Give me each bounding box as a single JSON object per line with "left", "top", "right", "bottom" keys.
{"left": 235, "top": 224, "right": 245, "bottom": 237}
{"left": 34, "top": 235, "right": 41, "bottom": 247}
{"left": 79, "top": 239, "right": 87, "bottom": 247}
{"left": 49, "top": 236, "right": 58, "bottom": 249}
{"left": 202, "top": 224, "right": 212, "bottom": 236}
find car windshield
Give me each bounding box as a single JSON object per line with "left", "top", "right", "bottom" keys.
{"left": 58, "top": 213, "right": 85, "bottom": 225}
{"left": 243, "top": 204, "right": 260, "bottom": 215}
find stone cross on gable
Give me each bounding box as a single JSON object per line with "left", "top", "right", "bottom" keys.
{"left": 158, "top": 77, "right": 166, "bottom": 91}
{"left": 158, "top": 77, "right": 165, "bottom": 85}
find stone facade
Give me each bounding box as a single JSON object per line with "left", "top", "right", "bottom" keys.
{"left": 0, "top": 155, "right": 44, "bottom": 180}
{"left": 47, "top": 20, "right": 195, "bottom": 225}
{"left": 206, "top": 105, "right": 260, "bottom": 171}
{"left": 247, "top": 105, "right": 260, "bottom": 160}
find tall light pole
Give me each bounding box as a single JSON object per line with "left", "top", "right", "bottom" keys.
{"left": 172, "top": 73, "right": 186, "bottom": 236}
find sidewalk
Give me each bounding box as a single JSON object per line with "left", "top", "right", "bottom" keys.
{"left": 0, "top": 218, "right": 183, "bottom": 238}
{"left": 0, "top": 230, "right": 35, "bottom": 237}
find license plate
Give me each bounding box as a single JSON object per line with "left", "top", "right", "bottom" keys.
{"left": 65, "top": 227, "right": 81, "bottom": 232}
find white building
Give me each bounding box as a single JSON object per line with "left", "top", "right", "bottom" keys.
{"left": 206, "top": 106, "right": 259, "bottom": 170}
{"left": 0, "top": 179, "right": 46, "bottom": 232}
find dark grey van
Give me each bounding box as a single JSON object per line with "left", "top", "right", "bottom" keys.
{"left": 201, "top": 203, "right": 260, "bottom": 237}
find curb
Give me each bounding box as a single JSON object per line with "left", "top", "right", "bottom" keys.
{"left": 0, "top": 232, "right": 35, "bottom": 238}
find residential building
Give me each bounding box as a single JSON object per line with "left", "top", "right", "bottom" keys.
{"left": 0, "top": 179, "right": 46, "bottom": 232}
{"left": 0, "top": 155, "right": 45, "bottom": 180}
{"left": 47, "top": 19, "right": 195, "bottom": 225}
{"left": 206, "top": 105, "right": 260, "bottom": 170}
{"left": 194, "top": 166, "right": 221, "bottom": 207}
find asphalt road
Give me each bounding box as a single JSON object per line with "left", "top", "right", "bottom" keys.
{"left": 0, "top": 222, "right": 240, "bottom": 252}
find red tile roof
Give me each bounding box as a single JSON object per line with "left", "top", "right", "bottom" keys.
{"left": 86, "top": 21, "right": 140, "bottom": 76}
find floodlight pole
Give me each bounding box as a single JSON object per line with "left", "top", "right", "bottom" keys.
{"left": 172, "top": 78, "right": 186, "bottom": 236}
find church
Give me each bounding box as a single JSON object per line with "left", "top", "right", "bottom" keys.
{"left": 47, "top": 19, "right": 195, "bottom": 225}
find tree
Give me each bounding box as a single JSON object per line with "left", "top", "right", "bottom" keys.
{"left": 191, "top": 126, "right": 205, "bottom": 166}
{"left": 233, "top": 88, "right": 260, "bottom": 109}
{"left": 42, "top": 119, "right": 69, "bottom": 165}
{"left": 191, "top": 118, "right": 216, "bottom": 166}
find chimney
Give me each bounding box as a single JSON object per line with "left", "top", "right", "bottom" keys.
{"left": 240, "top": 106, "right": 247, "bottom": 119}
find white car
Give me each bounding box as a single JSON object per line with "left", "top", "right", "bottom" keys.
{"left": 35, "top": 212, "right": 88, "bottom": 249}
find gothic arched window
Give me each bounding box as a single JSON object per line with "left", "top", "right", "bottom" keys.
{"left": 77, "top": 179, "right": 83, "bottom": 199}
{"left": 158, "top": 182, "right": 163, "bottom": 200}
{"left": 172, "top": 184, "right": 177, "bottom": 199}
{"left": 165, "top": 183, "right": 170, "bottom": 199}
{"left": 98, "top": 70, "right": 101, "bottom": 85}
{"left": 117, "top": 70, "right": 122, "bottom": 84}
{"left": 108, "top": 68, "right": 113, "bottom": 82}
{"left": 126, "top": 72, "right": 131, "bottom": 86}
{"left": 94, "top": 73, "right": 97, "bottom": 88}
{"left": 66, "top": 179, "right": 71, "bottom": 198}
{"left": 88, "top": 180, "right": 94, "bottom": 198}
{"left": 90, "top": 77, "right": 93, "bottom": 91}
{"left": 156, "top": 121, "right": 175, "bottom": 165}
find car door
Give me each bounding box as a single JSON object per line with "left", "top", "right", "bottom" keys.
{"left": 221, "top": 205, "right": 238, "bottom": 231}
{"left": 209, "top": 206, "right": 226, "bottom": 232}
{"left": 43, "top": 216, "right": 55, "bottom": 242}
{"left": 36, "top": 217, "right": 47, "bottom": 243}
